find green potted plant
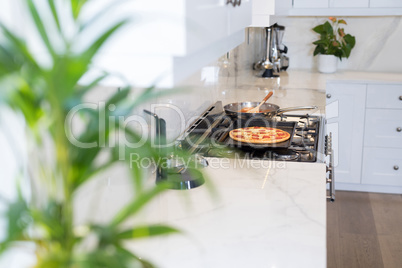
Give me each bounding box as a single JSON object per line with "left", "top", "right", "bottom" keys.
{"left": 0, "top": 0, "right": 196, "bottom": 267}
{"left": 312, "top": 17, "right": 356, "bottom": 73}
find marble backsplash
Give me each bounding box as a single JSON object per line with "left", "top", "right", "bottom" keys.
{"left": 270, "top": 15, "right": 402, "bottom": 73}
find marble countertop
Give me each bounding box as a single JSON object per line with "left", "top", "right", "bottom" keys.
{"left": 220, "top": 69, "right": 402, "bottom": 115}
{"left": 278, "top": 69, "right": 402, "bottom": 90}
{"left": 236, "top": 69, "right": 402, "bottom": 91}
{"left": 96, "top": 160, "right": 327, "bottom": 268}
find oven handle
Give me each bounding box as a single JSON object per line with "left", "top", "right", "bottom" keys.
{"left": 326, "top": 132, "right": 335, "bottom": 202}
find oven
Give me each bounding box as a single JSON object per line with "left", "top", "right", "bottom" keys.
{"left": 147, "top": 101, "right": 335, "bottom": 201}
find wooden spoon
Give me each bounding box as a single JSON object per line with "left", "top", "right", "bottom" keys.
{"left": 246, "top": 91, "right": 274, "bottom": 113}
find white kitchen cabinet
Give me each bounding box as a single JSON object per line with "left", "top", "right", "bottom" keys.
{"left": 288, "top": 0, "right": 402, "bottom": 15}
{"left": 326, "top": 83, "right": 366, "bottom": 184}
{"left": 229, "top": 0, "right": 253, "bottom": 35}
{"left": 366, "top": 84, "right": 402, "bottom": 109}
{"left": 370, "top": 0, "right": 402, "bottom": 8}
{"left": 81, "top": 0, "right": 234, "bottom": 58}
{"left": 329, "top": 0, "right": 368, "bottom": 8}
{"left": 292, "top": 0, "right": 369, "bottom": 9}
{"left": 364, "top": 109, "right": 402, "bottom": 148}
{"left": 293, "top": 0, "right": 328, "bottom": 8}
{"left": 327, "top": 81, "right": 402, "bottom": 194}
{"left": 362, "top": 147, "right": 402, "bottom": 187}
{"left": 78, "top": 0, "right": 253, "bottom": 87}
{"left": 11, "top": 0, "right": 252, "bottom": 88}
{"left": 251, "top": 0, "right": 292, "bottom": 26}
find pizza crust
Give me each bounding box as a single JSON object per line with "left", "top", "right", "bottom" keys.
{"left": 229, "top": 126, "right": 291, "bottom": 144}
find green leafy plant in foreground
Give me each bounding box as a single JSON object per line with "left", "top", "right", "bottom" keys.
{"left": 0, "top": 0, "right": 185, "bottom": 267}
{"left": 312, "top": 17, "right": 356, "bottom": 60}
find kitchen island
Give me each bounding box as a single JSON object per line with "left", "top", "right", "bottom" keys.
{"left": 86, "top": 159, "right": 327, "bottom": 268}
{"left": 71, "top": 80, "right": 330, "bottom": 268}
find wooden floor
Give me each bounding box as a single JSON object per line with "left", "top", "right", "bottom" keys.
{"left": 327, "top": 191, "right": 402, "bottom": 268}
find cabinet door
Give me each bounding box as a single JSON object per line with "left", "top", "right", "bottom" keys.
{"left": 370, "top": 0, "right": 402, "bottom": 7}
{"left": 187, "top": 0, "right": 228, "bottom": 55}
{"left": 228, "top": 0, "right": 252, "bottom": 36}
{"left": 362, "top": 147, "right": 402, "bottom": 186}
{"left": 364, "top": 109, "right": 402, "bottom": 148}
{"left": 326, "top": 83, "right": 367, "bottom": 184}
{"left": 293, "top": 0, "right": 328, "bottom": 8}
{"left": 81, "top": 0, "right": 187, "bottom": 56}
{"left": 366, "top": 84, "right": 402, "bottom": 109}
{"left": 82, "top": 0, "right": 229, "bottom": 57}
{"left": 329, "top": 0, "right": 368, "bottom": 7}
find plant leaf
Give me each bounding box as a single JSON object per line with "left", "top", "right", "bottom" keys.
{"left": 115, "top": 246, "right": 156, "bottom": 268}
{"left": 312, "top": 24, "right": 324, "bottom": 34}
{"left": 313, "top": 45, "right": 325, "bottom": 56}
{"left": 323, "top": 21, "right": 333, "bottom": 35}
{"left": 344, "top": 34, "right": 356, "bottom": 49}
{"left": 0, "top": 196, "right": 30, "bottom": 255}
{"left": 47, "top": 0, "right": 62, "bottom": 34}
{"left": 78, "top": 19, "right": 128, "bottom": 66}
{"left": 71, "top": 0, "right": 87, "bottom": 19}
{"left": 338, "top": 19, "right": 347, "bottom": 25}
{"left": 117, "top": 225, "right": 180, "bottom": 240}
{"left": 26, "top": 0, "right": 56, "bottom": 58}
{"left": 312, "top": 39, "right": 327, "bottom": 45}
{"left": 0, "top": 22, "right": 42, "bottom": 77}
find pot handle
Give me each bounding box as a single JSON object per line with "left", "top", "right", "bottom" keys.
{"left": 276, "top": 106, "right": 318, "bottom": 115}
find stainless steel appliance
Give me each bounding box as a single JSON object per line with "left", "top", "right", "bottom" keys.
{"left": 254, "top": 23, "right": 289, "bottom": 78}
{"left": 174, "top": 101, "right": 335, "bottom": 200}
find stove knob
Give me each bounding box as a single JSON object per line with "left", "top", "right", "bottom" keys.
{"left": 326, "top": 94, "right": 331, "bottom": 99}
{"left": 394, "top": 165, "right": 400, "bottom": 171}
{"left": 397, "top": 127, "right": 402, "bottom": 132}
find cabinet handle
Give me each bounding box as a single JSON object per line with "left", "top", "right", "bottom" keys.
{"left": 397, "top": 127, "right": 402, "bottom": 132}
{"left": 394, "top": 165, "right": 399, "bottom": 171}
{"left": 226, "top": 0, "right": 240, "bottom": 7}
{"left": 399, "top": 96, "right": 402, "bottom": 101}
{"left": 326, "top": 94, "right": 331, "bottom": 99}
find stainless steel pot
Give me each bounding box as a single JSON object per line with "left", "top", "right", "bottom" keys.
{"left": 223, "top": 102, "right": 318, "bottom": 119}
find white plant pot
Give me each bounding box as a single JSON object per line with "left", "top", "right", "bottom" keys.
{"left": 318, "top": 54, "right": 338, "bottom": 74}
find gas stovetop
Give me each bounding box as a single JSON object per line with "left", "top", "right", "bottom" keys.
{"left": 176, "top": 101, "right": 326, "bottom": 163}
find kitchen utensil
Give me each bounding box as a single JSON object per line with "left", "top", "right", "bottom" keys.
{"left": 224, "top": 102, "right": 317, "bottom": 120}
{"left": 253, "top": 23, "right": 289, "bottom": 78}
{"left": 246, "top": 91, "right": 273, "bottom": 113}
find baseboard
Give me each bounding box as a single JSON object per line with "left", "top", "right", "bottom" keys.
{"left": 334, "top": 183, "right": 402, "bottom": 194}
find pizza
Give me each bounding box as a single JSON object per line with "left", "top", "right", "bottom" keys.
{"left": 229, "top": 126, "right": 291, "bottom": 144}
